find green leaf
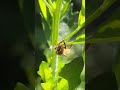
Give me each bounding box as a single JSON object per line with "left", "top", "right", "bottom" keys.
{"left": 41, "top": 17, "right": 52, "bottom": 46}
{"left": 60, "top": 0, "right": 71, "bottom": 18}
{"left": 75, "top": 82, "right": 85, "bottom": 90}
{"left": 72, "top": 29, "right": 85, "bottom": 44}
{"left": 35, "top": 26, "right": 48, "bottom": 49}
{"left": 35, "top": 77, "right": 43, "bottom": 90}
{"left": 36, "top": 13, "right": 51, "bottom": 46}
{"left": 60, "top": 56, "right": 84, "bottom": 90}
{"left": 75, "top": 33, "right": 85, "bottom": 41}
{"left": 61, "top": 3, "right": 79, "bottom": 41}
{"left": 62, "top": 3, "right": 78, "bottom": 27}
{"left": 37, "top": 61, "right": 53, "bottom": 82}
{"left": 87, "top": 6, "right": 120, "bottom": 43}
{"left": 38, "top": 0, "right": 47, "bottom": 20}
{"left": 14, "top": 82, "right": 29, "bottom": 90}
{"left": 63, "top": 1, "right": 85, "bottom": 41}
{"left": 41, "top": 78, "right": 55, "bottom": 90}
{"left": 58, "top": 57, "right": 65, "bottom": 73}
{"left": 86, "top": 0, "right": 116, "bottom": 26}
{"left": 75, "top": 52, "right": 85, "bottom": 90}
{"left": 78, "top": 0, "right": 85, "bottom": 27}
{"left": 48, "top": 0, "right": 55, "bottom": 9}
{"left": 68, "top": 0, "right": 85, "bottom": 44}
{"left": 57, "top": 77, "right": 69, "bottom": 90}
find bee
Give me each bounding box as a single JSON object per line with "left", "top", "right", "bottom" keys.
{"left": 55, "top": 40, "right": 72, "bottom": 56}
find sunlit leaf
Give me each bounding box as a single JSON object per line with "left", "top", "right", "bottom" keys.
{"left": 37, "top": 61, "right": 53, "bottom": 82}
{"left": 41, "top": 78, "right": 55, "bottom": 90}
{"left": 38, "top": 0, "right": 47, "bottom": 20}
{"left": 75, "top": 34, "right": 85, "bottom": 41}
{"left": 57, "top": 77, "right": 69, "bottom": 90}
{"left": 78, "top": 0, "right": 85, "bottom": 27}
{"left": 74, "top": 29, "right": 85, "bottom": 44}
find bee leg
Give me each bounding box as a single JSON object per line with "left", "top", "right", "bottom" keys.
{"left": 69, "top": 44, "right": 73, "bottom": 49}
{"left": 63, "top": 54, "right": 67, "bottom": 57}
{"left": 64, "top": 42, "right": 67, "bottom": 49}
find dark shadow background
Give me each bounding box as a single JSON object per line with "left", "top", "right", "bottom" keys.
{"left": 86, "top": 0, "right": 120, "bottom": 90}
{"left": 0, "top": 0, "right": 33, "bottom": 90}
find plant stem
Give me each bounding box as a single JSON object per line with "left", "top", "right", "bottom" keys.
{"left": 67, "top": 41, "right": 85, "bottom": 45}
{"left": 64, "top": 23, "right": 85, "bottom": 41}
{"left": 51, "top": 0, "right": 62, "bottom": 89}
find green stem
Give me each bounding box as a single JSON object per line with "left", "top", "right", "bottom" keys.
{"left": 67, "top": 41, "right": 85, "bottom": 45}
{"left": 64, "top": 24, "right": 85, "bottom": 41}
{"left": 51, "top": 0, "right": 62, "bottom": 89}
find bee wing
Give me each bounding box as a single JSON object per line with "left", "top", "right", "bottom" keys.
{"left": 63, "top": 49, "right": 70, "bottom": 56}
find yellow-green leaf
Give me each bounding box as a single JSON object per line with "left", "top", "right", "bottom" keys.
{"left": 38, "top": 0, "right": 47, "bottom": 20}
{"left": 41, "top": 78, "right": 55, "bottom": 90}
{"left": 37, "top": 61, "right": 53, "bottom": 82}
{"left": 57, "top": 78, "right": 69, "bottom": 90}
{"left": 78, "top": 0, "right": 85, "bottom": 27}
